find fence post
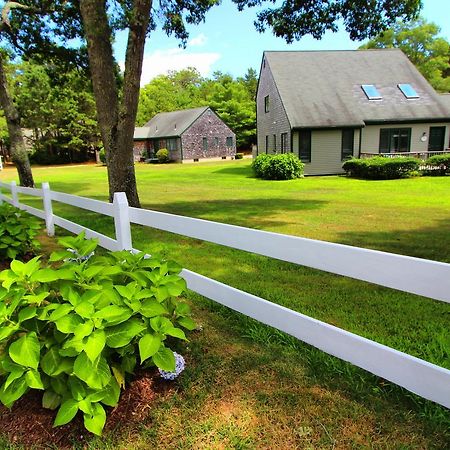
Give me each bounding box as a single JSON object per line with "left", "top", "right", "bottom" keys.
{"left": 10, "top": 181, "right": 19, "bottom": 207}
{"left": 113, "top": 192, "right": 132, "bottom": 251}
{"left": 42, "top": 182, "right": 55, "bottom": 237}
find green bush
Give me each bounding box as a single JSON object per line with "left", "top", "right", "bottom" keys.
{"left": 424, "top": 154, "right": 450, "bottom": 176}
{"left": 99, "top": 148, "right": 106, "bottom": 164}
{"left": 342, "top": 157, "right": 420, "bottom": 180}
{"left": 0, "top": 204, "right": 41, "bottom": 260}
{"left": 252, "top": 153, "right": 304, "bottom": 180}
{"left": 235, "top": 153, "right": 244, "bottom": 160}
{"left": 0, "top": 233, "right": 195, "bottom": 435}
{"left": 156, "top": 148, "right": 170, "bottom": 164}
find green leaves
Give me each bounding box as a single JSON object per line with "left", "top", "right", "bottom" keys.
{"left": 153, "top": 347, "right": 176, "bottom": 372}
{"left": 73, "top": 353, "right": 111, "bottom": 390}
{"left": 41, "top": 347, "right": 73, "bottom": 376}
{"left": 0, "top": 232, "right": 194, "bottom": 436}
{"left": 139, "top": 333, "right": 161, "bottom": 363}
{"left": 9, "top": 333, "right": 40, "bottom": 370}
{"left": 83, "top": 403, "right": 106, "bottom": 436}
{"left": 0, "top": 205, "right": 41, "bottom": 261}
{"left": 54, "top": 399, "right": 79, "bottom": 426}
{"left": 105, "top": 320, "right": 146, "bottom": 348}
{"left": 84, "top": 330, "right": 106, "bottom": 362}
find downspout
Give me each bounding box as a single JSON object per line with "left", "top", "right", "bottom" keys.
{"left": 358, "top": 127, "right": 363, "bottom": 158}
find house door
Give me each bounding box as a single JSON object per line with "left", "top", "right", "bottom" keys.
{"left": 428, "top": 127, "right": 445, "bottom": 152}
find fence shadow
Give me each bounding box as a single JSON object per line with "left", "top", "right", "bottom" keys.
{"left": 140, "top": 197, "right": 328, "bottom": 229}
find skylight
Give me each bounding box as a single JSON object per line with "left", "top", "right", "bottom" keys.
{"left": 398, "top": 84, "right": 419, "bottom": 99}
{"left": 361, "top": 84, "right": 382, "bottom": 100}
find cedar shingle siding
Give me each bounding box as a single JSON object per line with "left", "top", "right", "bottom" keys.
{"left": 256, "top": 58, "right": 291, "bottom": 156}
{"left": 181, "top": 108, "right": 236, "bottom": 160}
{"left": 134, "top": 107, "right": 236, "bottom": 162}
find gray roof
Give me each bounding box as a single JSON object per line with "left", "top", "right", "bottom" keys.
{"left": 264, "top": 49, "right": 450, "bottom": 128}
{"left": 439, "top": 94, "right": 450, "bottom": 110}
{"left": 136, "top": 106, "right": 209, "bottom": 139}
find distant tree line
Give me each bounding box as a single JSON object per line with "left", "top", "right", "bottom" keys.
{"left": 137, "top": 68, "right": 258, "bottom": 151}
{"left": 0, "top": 63, "right": 257, "bottom": 161}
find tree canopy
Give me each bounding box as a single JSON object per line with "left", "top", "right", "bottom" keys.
{"left": 11, "top": 60, "right": 100, "bottom": 163}
{"left": 361, "top": 17, "right": 450, "bottom": 92}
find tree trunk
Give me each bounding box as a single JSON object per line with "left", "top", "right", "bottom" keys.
{"left": 0, "top": 53, "right": 34, "bottom": 187}
{"left": 80, "top": 0, "right": 151, "bottom": 207}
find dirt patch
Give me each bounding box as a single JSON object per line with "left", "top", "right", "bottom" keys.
{"left": 0, "top": 370, "right": 166, "bottom": 449}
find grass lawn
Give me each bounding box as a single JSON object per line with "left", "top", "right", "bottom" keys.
{"left": 1, "top": 161, "right": 449, "bottom": 448}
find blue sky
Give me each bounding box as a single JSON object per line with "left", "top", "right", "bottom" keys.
{"left": 114, "top": 0, "right": 450, "bottom": 86}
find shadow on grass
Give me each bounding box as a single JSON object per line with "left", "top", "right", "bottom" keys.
{"left": 212, "top": 165, "right": 255, "bottom": 177}
{"left": 336, "top": 217, "right": 450, "bottom": 263}
{"left": 139, "top": 197, "right": 328, "bottom": 229}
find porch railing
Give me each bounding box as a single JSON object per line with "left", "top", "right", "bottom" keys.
{"left": 360, "top": 150, "right": 449, "bottom": 160}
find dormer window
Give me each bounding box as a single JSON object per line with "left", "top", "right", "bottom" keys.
{"left": 398, "top": 84, "right": 419, "bottom": 99}
{"left": 361, "top": 84, "right": 382, "bottom": 100}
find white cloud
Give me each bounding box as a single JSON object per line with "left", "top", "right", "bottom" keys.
{"left": 188, "top": 33, "right": 207, "bottom": 47}
{"left": 138, "top": 48, "right": 221, "bottom": 86}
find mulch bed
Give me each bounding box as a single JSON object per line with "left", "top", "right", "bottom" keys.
{"left": 0, "top": 370, "right": 172, "bottom": 449}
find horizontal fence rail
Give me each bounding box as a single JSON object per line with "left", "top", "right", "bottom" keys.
{"left": 0, "top": 179, "right": 449, "bottom": 409}
{"left": 128, "top": 207, "right": 450, "bottom": 304}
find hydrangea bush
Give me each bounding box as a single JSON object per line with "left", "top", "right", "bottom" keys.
{"left": 0, "top": 232, "right": 195, "bottom": 435}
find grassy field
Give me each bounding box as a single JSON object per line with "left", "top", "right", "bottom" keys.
{"left": 0, "top": 161, "right": 449, "bottom": 448}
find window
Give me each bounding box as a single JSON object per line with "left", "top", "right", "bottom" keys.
{"left": 226, "top": 136, "right": 233, "bottom": 147}
{"left": 398, "top": 84, "right": 419, "bottom": 99}
{"left": 341, "top": 129, "right": 354, "bottom": 160}
{"left": 264, "top": 95, "right": 269, "bottom": 113}
{"left": 299, "top": 130, "right": 311, "bottom": 162}
{"left": 265, "top": 135, "right": 269, "bottom": 153}
{"left": 214, "top": 137, "right": 219, "bottom": 146}
{"left": 202, "top": 137, "right": 208, "bottom": 151}
{"left": 167, "top": 138, "right": 177, "bottom": 151}
{"left": 273, "top": 134, "right": 277, "bottom": 152}
{"left": 281, "top": 133, "right": 288, "bottom": 153}
{"left": 379, "top": 128, "right": 411, "bottom": 153}
{"left": 361, "top": 84, "right": 382, "bottom": 100}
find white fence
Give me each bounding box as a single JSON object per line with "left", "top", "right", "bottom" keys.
{"left": 0, "top": 179, "right": 449, "bottom": 409}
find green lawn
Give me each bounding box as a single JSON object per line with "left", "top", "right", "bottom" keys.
{"left": 1, "top": 161, "right": 449, "bottom": 448}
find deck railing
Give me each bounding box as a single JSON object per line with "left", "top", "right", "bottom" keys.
{"left": 0, "top": 179, "right": 449, "bottom": 409}
{"left": 360, "top": 150, "right": 449, "bottom": 160}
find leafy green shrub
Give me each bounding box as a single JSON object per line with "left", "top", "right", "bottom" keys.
{"left": 156, "top": 148, "right": 170, "bottom": 164}
{"left": 99, "top": 148, "right": 106, "bottom": 164}
{"left": 424, "top": 154, "right": 450, "bottom": 176}
{"left": 252, "top": 153, "right": 304, "bottom": 180}
{"left": 0, "top": 233, "right": 195, "bottom": 435}
{"left": 0, "top": 204, "right": 41, "bottom": 260}
{"left": 235, "top": 153, "right": 243, "bottom": 160}
{"left": 342, "top": 157, "right": 419, "bottom": 179}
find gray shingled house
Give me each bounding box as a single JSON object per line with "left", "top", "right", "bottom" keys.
{"left": 134, "top": 106, "right": 236, "bottom": 162}
{"left": 256, "top": 49, "right": 450, "bottom": 175}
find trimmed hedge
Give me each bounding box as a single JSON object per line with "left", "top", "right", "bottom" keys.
{"left": 424, "top": 153, "right": 450, "bottom": 176}
{"left": 252, "top": 153, "right": 304, "bottom": 180}
{"left": 235, "top": 153, "right": 244, "bottom": 160}
{"left": 342, "top": 157, "right": 419, "bottom": 180}
{"left": 156, "top": 148, "right": 170, "bottom": 163}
